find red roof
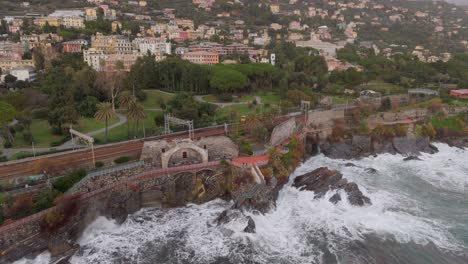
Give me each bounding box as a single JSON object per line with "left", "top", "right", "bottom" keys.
{"left": 451, "top": 89, "right": 468, "bottom": 94}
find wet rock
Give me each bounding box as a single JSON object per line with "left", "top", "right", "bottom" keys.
{"left": 345, "top": 163, "right": 357, "bottom": 167}
{"left": 293, "top": 167, "right": 371, "bottom": 206}
{"left": 365, "top": 168, "right": 378, "bottom": 174}
{"left": 393, "top": 137, "right": 438, "bottom": 156}
{"left": 403, "top": 156, "right": 422, "bottom": 161}
{"left": 329, "top": 193, "right": 342, "bottom": 204}
{"left": 216, "top": 209, "right": 242, "bottom": 225}
{"left": 344, "top": 182, "right": 371, "bottom": 206}
{"left": 48, "top": 238, "right": 73, "bottom": 257}
{"left": 243, "top": 216, "right": 256, "bottom": 233}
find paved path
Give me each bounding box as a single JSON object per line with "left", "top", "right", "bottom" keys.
{"left": 1, "top": 113, "right": 127, "bottom": 159}
{"left": 194, "top": 95, "right": 262, "bottom": 109}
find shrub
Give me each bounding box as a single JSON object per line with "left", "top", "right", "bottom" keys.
{"left": 217, "top": 94, "right": 233, "bottom": 102}
{"left": 22, "top": 131, "right": 33, "bottom": 144}
{"left": 5, "top": 194, "right": 34, "bottom": 219}
{"left": 394, "top": 124, "right": 408, "bottom": 137}
{"left": 31, "top": 108, "right": 49, "bottom": 119}
{"left": 34, "top": 189, "right": 62, "bottom": 212}
{"left": 114, "top": 156, "right": 130, "bottom": 164}
{"left": 0, "top": 156, "right": 7, "bottom": 162}
{"left": 3, "top": 140, "right": 12, "bottom": 149}
{"left": 52, "top": 169, "right": 87, "bottom": 193}
{"left": 95, "top": 161, "right": 104, "bottom": 168}
{"left": 240, "top": 143, "right": 253, "bottom": 155}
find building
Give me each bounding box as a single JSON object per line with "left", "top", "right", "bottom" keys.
{"left": 35, "top": 17, "right": 61, "bottom": 27}
{"left": 62, "top": 16, "right": 85, "bottom": 29}
{"left": 10, "top": 66, "right": 36, "bottom": 82}
{"left": 83, "top": 48, "right": 107, "bottom": 71}
{"left": 0, "top": 59, "right": 34, "bottom": 71}
{"left": 112, "top": 21, "right": 122, "bottom": 33}
{"left": 91, "top": 33, "right": 133, "bottom": 54}
{"left": 450, "top": 89, "right": 468, "bottom": 99}
{"left": 181, "top": 51, "right": 219, "bottom": 65}
{"left": 270, "top": 4, "right": 280, "bottom": 14}
{"left": 85, "top": 8, "right": 98, "bottom": 20}
{"left": 408, "top": 88, "right": 440, "bottom": 102}
{"left": 62, "top": 39, "right": 88, "bottom": 53}
{"left": 132, "top": 37, "right": 171, "bottom": 55}
{"left": 0, "top": 41, "right": 25, "bottom": 58}
{"left": 102, "top": 53, "right": 141, "bottom": 72}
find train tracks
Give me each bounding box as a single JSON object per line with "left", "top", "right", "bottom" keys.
{"left": 0, "top": 126, "right": 227, "bottom": 180}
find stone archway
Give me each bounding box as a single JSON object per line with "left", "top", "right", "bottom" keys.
{"left": 161, "top": 141, "right": 208, "bottom": 169}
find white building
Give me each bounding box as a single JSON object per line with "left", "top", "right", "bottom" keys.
{"left": 83, "top": 48, "right": 107, "bottom": 71}
{"left": 10, "top": 66, "right": 36, "bottom": 82}
{"left": 132, "top": 38, "right": 171, "bottom": 55}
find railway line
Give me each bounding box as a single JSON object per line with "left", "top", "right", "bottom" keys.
{"left": 0, "top": 126, "right": 227, "bottom": 180}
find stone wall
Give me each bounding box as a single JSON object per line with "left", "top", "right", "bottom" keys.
{"left": 140, "top": 136, "right": 238, "bottom": 168}
{"left": 270, "top": 118, "right": 296, "bottom": 146}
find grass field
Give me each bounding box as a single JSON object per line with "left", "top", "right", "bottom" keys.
{"left": 94, "top": 110, "right": 163, "bottom": 143}
{"left": 256, "top": 92, "right": 281, "bottom": 105}
{"left": 142, "top": 90, "right": 175, "bottom": 109}
{"left": 202, "top": 94, "right": 255, "bottom": 103}
{"left": 11, "top": 117, "right": 119, "bottom": 148}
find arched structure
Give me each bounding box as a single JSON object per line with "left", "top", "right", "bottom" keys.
{"left": 161, "top": 141, "right": 208, "bottom": 169}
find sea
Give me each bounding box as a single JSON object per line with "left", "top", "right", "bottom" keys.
{"left": 13, "top": 143, "right": 468, "bottom": 264}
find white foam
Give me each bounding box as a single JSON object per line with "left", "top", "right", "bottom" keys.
{"left": 12, "top": 251, "right": 51, "bottom": 264}
{"left": 67, "top": 143, "right": 467, "bottom": 263}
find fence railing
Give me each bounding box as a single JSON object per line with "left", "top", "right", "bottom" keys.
{"left": 0, "top": 161, "right": 221, "bottom": 234}
{"left": 67, "top": 161, "right": 145, "bottom": 193}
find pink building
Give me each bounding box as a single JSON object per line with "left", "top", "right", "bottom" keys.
{"left": 181, "top": 51, "right": 219, "bottom": 65}
{"left": 450, "top": 89, "right": 468, "bottom": 99}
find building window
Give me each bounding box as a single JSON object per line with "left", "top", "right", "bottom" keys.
{"left": 183, "top": 151, "right": 187, "bottom": 159}
{"left": 203, "top": 145, "right": 206, "bottom": 149}
{"left": 162, "top": 148, "right": 165, "bottom": 153}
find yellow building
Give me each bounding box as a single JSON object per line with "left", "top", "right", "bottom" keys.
{"left": 35, "top": 17, "right": 61, "bottom": 27}
{"left": 62, "top": 16, "right": 85, "bottom": 29}
{"left": 112, "top": 21, "right": 122, "bottom": 33}
{"left": 270, "top": 4, "right": 280, "bottom": 14}
{"left": 85, "top": 8, "right": 97, "bottom": 20}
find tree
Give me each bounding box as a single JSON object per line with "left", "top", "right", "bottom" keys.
{"left": 0, "top": 102, "right": 17, "bottom": 144}
{"left": 4, "top": 74, "right": 17, "bottom": 84}
{"left": 127, "top": 102, "right": 147, "bottom": 137}
{"left": 95, "top": 70, "right": 126, "bottom": 111}
{"left": 33, "top": 47, "right": 45, "bottom": 71}
{"left": 118, "top": 92, "right": 137, "bottom": 138}
{"left": 209, "top": 66, "right": 248, "bottom": 93}
{"left": 95, "top": 102, "right": 115, "bottom": 142}
{"left": 380, "top": 97, "right": 392, "bottom": 111}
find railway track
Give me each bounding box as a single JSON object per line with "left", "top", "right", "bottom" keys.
{"left": 0, "top": 126, "right": 227, "bottom": 180}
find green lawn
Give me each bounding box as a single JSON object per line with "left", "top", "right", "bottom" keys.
{"left": 142, "top": 90, "right": 175, "bottom": 109}
{"left": 256, "top": 92, "right": 281, "bottom": 104}
{"left": 359, "top": 81, "right": 406, "bottom": 95}
{"left": 11, "top": 117, "right": 119, "bottom": 148}
{"left": 202, "top": 94, "right": 254, "bottom": 103}
{"left": 94, "top": 110, "right": 163, "bottom": 143}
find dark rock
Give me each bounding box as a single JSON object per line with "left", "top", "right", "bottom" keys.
{"left": 243, "top": 216, "right": 256, "bottom": 233}
{"left": 293, "top": 167, "right": 371, "bottom": 206}
{"left": 48, "top": 238, "right": 73, "bottom": 257}
{"left": 344, "top": 182, "right": 371, "bottom": 206}
{"left": 345, "top": 163, "right": 357, "bottom": 167}
{"left": 293, "top": 167, "right": 343, "bottom": 198}
{"left": 365, "top": 168, "right": 378, "bottom": 174}
{"left": 403, "top": 156, "right": 422, "bottom": 161}
{"left": 216, "top": 209, "right": 242, "bottom": 225}
{"left": 329, "top": 193, "right": 342, "bottom": 204}
{"left": 393, "top": 137, "right": 438, "bottom": 156}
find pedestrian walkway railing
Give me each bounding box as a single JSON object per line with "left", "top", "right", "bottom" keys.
{"left": 67, "top": 160, "right": 145, "bottom": 193}
{"left": 0, "top": 161, "right": 221, "bottom": 234}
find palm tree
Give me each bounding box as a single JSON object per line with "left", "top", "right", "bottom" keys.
{"left": 127, "top": 102, "right": 147, "bottom": 138}
{"left": 118, "top": 92, "right": 136, "bottom": 138}
{"left": 95, "top": 102, "right": 115, "bottom": 143}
